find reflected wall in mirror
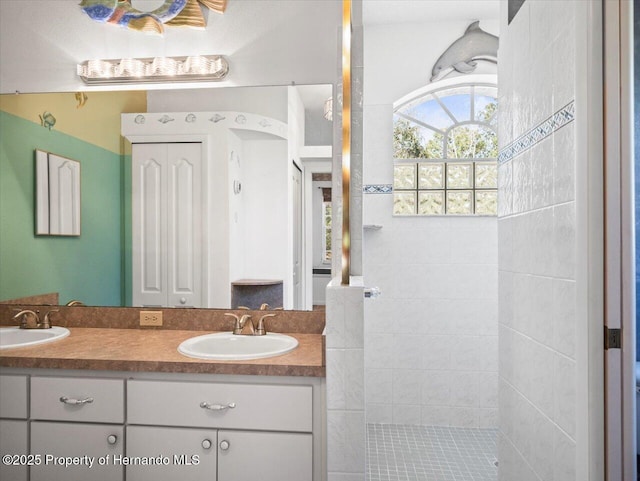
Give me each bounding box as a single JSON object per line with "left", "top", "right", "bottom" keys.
{"left": 0, "top": 85, "right": 333, "bottom": 310}
{"left": 35, "top": 150, "right": 81, "bottom": 236}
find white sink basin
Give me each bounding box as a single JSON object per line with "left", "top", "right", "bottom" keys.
{"left": 178, "top": 332, "right": 298, "bottom": 361}
{"left": 0, "top": 326, "right": 70, "bottom": 350}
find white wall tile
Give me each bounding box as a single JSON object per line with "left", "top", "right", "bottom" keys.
{"left": 327, "top": 410, "right": 365, "bottom": 474}
{"left": 552, "top": 123, "right": 576, "bottom": 204}
{"left": 421, "top": 371, "right": 451, "bottom": 406}
{"left": 392, "top": 369, "right": 422, "bottom": 405}
{"left": 327, "top": 349, "right": 346, "bottom": 410}
{"left": 552, "top": 202, "right": 576, "bottom": 280}
{"left": 346, "top": 349, "right": 365, "bottom": 410}
{"left": 363, "top": 104, "right": 393, "bottom": 185}
{"left": 478, "top": 408, "right": 498, "bottom": 428}
{"left": 366, "top": 403, "right": 392, "bottom": 424}
{"left": 365, "top": 333, "right": 393, "bottom": 369}
{"left": 365, "top": 368, "right": 393, "bottom": 405}
{"left": 530, "top": 138, "right": 554, "bottom": 210}
{"left": 449, "top": 371, "right": 480, "bottom": 407}
{"left": 421, "top": 335, "right": 452, "bottom": 371}
{"left": 551, "top": 279, "right": 576, "bottom": 359}
{"left": 553, "top": 353, "right": 576, "bottom": 438}
{"left": 498, "top": 161, "right": 514, "bottom": 217}
{"left": 392, "top": 335, "right": 423, "bottom": 368}
{"left": 392, "top": 404, "right": 421, "bottom": 425}
{"left": 420, "top": 405, "right": 451, "bottom": 426}
{"left": 449, "top": 407, "right": 479, "bottom": 428}
{"left": 553, "top": 428, "right": 577, "bottom": 480}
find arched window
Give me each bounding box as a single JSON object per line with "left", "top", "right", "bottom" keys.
{"left": 393, "top": 83, "right": 498, "bottom": 215}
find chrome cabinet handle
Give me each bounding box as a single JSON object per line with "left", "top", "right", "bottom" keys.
{"left": 60, "top": 396, "right": 94, "bottom": 405}
{"left": 107, "top": 435, "right": 118, "bottom": 445}
{"left": 200, "top": 402, "right": 236, "bottom": 411}
{"left": 202, "top": 439, "right": 212, "bottom": 450}
{"left": 219, "top": 440, "right": 230, "bottom": 451}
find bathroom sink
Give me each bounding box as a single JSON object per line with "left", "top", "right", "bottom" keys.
{"left": 178, "top": 332, "right": 299, "bottom": 361}
{"left": 0, "top": 326, "right": 70, "bottom": 350}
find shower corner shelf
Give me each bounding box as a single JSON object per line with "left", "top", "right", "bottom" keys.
{"left": 363, "top": 224, "right": 383, "bottom": 230}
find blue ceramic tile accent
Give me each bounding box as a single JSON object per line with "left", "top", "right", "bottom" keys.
{"left": 498, "top": 101, "right": 575, "bottom": 165}
{"left": 364, "top": 184, "right": 393, "bottom": 194}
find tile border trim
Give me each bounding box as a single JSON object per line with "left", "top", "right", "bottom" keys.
{"left": 363, "top": 184, "right": 393, "bottom": 194}
{"left": 498, "top": 100, "right": 575, "bottom": 165}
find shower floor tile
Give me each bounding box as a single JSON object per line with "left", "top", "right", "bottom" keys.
{"left": 367, "top": 423, "right": 498, "bottom": 481}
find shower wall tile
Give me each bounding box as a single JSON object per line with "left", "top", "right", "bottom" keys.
{"left": 553, "top": 353, "right": 576, "bottom": 437}
{"left": 498, "top": 0, "right": 581, "bottom": 479}
{"left": 365, "top": 368, "right": 392, "bottom": 405}
{"left": 363, "top": 104, "right": 393, "bottom": 184}
{"left": 392, "top": 404, "right": 421, "bottom": 425}
{"left": 362, "top": 16, "right": 499, "bottom": 432}
{"left": 326, "top": 280, "right": 365, "bottom": 477}
{"left": 551, "top": 279, "right": 576, "bottom": 359}
{"left": 420, "top": 405, "right": 451, "bottom": 426}
{"left": 366, "top": 403, "right": 392, "bottom": 424}
{"left": 553, "top": 428, "right": 577, "bottom": 480}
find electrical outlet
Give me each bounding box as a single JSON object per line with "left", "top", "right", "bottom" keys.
{"left": 140, "top": 310, "right": 163, "bottom": 327}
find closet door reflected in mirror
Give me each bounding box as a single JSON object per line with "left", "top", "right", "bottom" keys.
{"left": 35, "top": 150, "right": 81, "bottom": 236}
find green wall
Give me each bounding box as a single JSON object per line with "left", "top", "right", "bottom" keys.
{"left": 0, "top": 111, "right": 124, "bottom": 305}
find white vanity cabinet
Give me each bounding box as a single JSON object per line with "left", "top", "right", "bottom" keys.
{"left": 0, "top": 370, "right": 324, "bottom": 481}
{"left": 131, "top": 142, "right": 203, "bottom": 308}
{"left": 0, "top": 374, "right": 29, "bottom": 481}
{"left": 29, "top": 376, "right": 125, "bottom": 481}
{"left": 127, "top": 379, "right": 314, "bottom": 481}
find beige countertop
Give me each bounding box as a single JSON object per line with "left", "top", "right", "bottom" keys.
{"left": 0, "top": 327, "right": 325, "bottom": 377}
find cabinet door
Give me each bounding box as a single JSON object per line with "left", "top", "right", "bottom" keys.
{"left": 30, "top": 421, "right": 123, "bottom": 481}
{"left": 132, "top": 142, "right": 202, "bottom": 308}
{"left": 217, "top": 430, "right": 312, "bottom": 481}
{"left": 126, "top": 425, "right": 217, "bottom": 481}
{"left": 0, "top": 420, "right": 28, "bottom": 481}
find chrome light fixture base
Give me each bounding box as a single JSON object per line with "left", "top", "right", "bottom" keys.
{"left": 77, "top": 55, "right": 229, "bottom": 85}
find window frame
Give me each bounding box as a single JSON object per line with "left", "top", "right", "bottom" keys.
{"left": 392, "top": 82, "right": 498, "bottom": 216}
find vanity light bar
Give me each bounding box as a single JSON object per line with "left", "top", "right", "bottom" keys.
{"left": 77, "top": 55, "right": 229, "bottom": 84}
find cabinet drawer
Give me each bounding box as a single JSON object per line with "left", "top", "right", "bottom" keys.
{"left": 31, "top": 377, "right": 124, "bottom": 423}
{"left": 128, "top": 380, "right": 312, "bottom": 432}
{"left": 0, "top": 374, "right": 28, "bottom": 419}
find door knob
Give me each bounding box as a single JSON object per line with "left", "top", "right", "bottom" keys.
{"left": 219, "top": 440, "right": 230, "bottom": 451}
{"left": 202, "top": 439, "right": 212, "bottom": 449}
{"left": 107, "top": 435, "right": 117, "bottom": 445}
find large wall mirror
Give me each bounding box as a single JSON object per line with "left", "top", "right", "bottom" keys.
{"left": 1, "top": 85, "right": 333, "bottom": 311}
{"left": 0, "top": 0, "right": 341, "bottom": 311}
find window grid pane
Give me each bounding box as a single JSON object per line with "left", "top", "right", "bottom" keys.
{"left": 392, "top": 160, "right": 497, "bottom": 216}
{"left": 392, "top": 83, "right": 497, "bottom": 216}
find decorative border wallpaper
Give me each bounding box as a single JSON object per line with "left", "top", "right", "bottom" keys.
{"left": 498, "top": 100, "right": 575, "bottom": 164}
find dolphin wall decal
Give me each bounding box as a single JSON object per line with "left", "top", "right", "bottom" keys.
{"left": 430, "top": 21, "right": 498, "bottom": 82}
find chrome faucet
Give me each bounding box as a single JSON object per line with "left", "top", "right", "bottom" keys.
{"left": 12, "top": 309, "right": 57, "bottom": 329}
